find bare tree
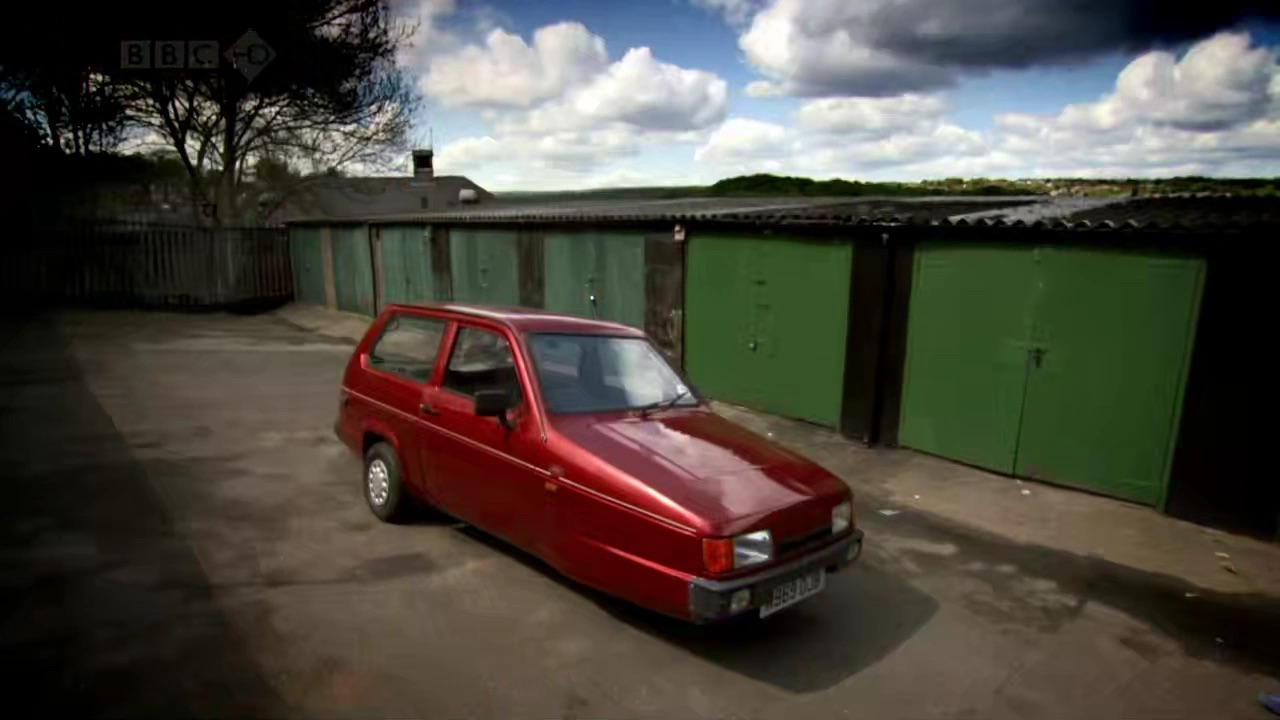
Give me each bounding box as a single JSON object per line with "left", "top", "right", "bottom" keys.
{"left": 1, "top": 50, "right": 127, "bottom": 154}
{"left": 121, "top": 0, "right": 417, "bottom": 225}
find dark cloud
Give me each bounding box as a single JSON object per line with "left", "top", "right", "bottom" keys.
{"left": 794, "top": 63, "right": 954, "bottom": 98}
{"left": 744, "top": 0, "right": 1280, "bottom": 98}
{"left": 868, "top": 1, "right": 1280, "bottom": 69}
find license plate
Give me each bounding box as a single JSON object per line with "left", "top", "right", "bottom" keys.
{"left": 759, "top": 569, "right": 825, "bottom": 618}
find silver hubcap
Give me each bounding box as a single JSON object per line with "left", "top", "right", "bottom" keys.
{"left": 367, "top": 459, "right": 390, "bottom": 506}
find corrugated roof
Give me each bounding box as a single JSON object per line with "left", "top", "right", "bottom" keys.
{"left": 945, "top": 196, "right": 1128, "bottom": 225}
{"left": 345, "top": 195, "right": 1045, "bottom": 225}
{"left": 1057, "top": 196, "right": 1280, "bottom": 230}
{"left": 284, "top": 192, "right": 1280, "bottom": 231}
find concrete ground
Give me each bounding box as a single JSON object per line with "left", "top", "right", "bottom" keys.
{"left": 3, "top": 307, "right": 1279, "bottom": 718}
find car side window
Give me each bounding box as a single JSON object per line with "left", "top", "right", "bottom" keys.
{"left": 442, "top": 327, "right": 523, "bottom": 404}
{"left": 368, "top": 314, "right": 446, "bottom": 383}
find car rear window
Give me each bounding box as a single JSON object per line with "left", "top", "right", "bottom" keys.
{"left": 368, "top": 314, "right": 446, "bottom": 382}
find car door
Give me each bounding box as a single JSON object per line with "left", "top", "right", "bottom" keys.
{"left": 423, "top": 322, "right": 548, "bottom": 551}
{"left": 359, "top": 311, "right": 449, "bottom": 500}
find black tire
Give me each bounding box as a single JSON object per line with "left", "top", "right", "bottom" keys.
{"left": 363, "top": 442, "right": 409, "bottom": 523}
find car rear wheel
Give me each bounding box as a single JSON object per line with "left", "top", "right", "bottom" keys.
{"left": 364, "top": 442, "right": 408, "bottom": 523}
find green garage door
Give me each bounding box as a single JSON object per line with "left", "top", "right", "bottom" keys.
{"left": 685, "top": 234, "right": 853, "bottom": 427}
{"left": 450, "top": 229, "right": 520, "bottom": 306}
{"left": 544, "top": 231, "right": 645, "bottom": 328}
{"left": 332, "top": 224, "right": 375, "bottom": 315}
{"left": 898, "top": 246, "right": 1039, "bottom": 473}
{"left": 378, "top": 224, "right": 437, "bottom": 306}
{"left": 900, "top": 244, "right": 1203, "bottom": 505}
{"left": 1013, "top": 248, "right": 1203, "bottom": 504}
{"left": 289, "top": 225, "right": 327, "bottom": 306}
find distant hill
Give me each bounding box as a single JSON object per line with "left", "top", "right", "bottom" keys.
{"left": 496, "top": 174, "right": 1280, "bottom": 201}
{"left": 702, "top": 174, "right": 1028, "bottom": 197}
{"left": 496, "top": 185, "right": 703, "bottom": 203}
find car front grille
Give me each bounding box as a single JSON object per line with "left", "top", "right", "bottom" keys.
{"left": 776, "top": 526, "right": 830, "bottom": 558}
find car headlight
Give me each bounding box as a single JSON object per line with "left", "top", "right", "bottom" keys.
{"left": 832, "top": 501, "right": 853, "bottom": 534}
{"left": 703, "top": 530, "right": 773, "bottom": 572}
{"left": 733, "top": 530, "right": 773, "bottom": 568}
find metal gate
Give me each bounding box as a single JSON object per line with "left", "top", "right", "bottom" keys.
{"left": 6, "top": 220, "right": 292, "bottom": 309}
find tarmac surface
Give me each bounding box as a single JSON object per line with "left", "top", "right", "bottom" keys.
{"left": 2, "top": 309, "right": 1277, "bottom": 718}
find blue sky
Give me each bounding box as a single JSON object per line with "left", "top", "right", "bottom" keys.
{"left": 395, "top": 0, "right": 1280, "bottom": 190}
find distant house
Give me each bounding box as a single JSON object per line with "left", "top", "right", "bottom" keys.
{"left": 268, "top": 149, "right": 493, "bottom": 225}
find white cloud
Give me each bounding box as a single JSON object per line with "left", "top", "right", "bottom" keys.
{"left": 731, "top": 0, "right": 1279, "bottom": 98}
{"left": 743, "top": 80, "right": 785, "bottom": 98}
{"left": 1048, "top": 32, "right": 1279, "bottom": 133}
{"left": 696, "top": 93, "right": 988, "bottom": 177}
{"left": 437, "top": 124, "right": 710, "bottom": 177}
{"left": 434, "top": 135, "right": 507, "bottom": 166}
{"left": 691, "top": 31, "right": 1280, "bottom": 183}
{"left": 692, "top": 0, "right": 763, "bottom": 25}
{"left": 421, "top": 22, "right": 609, "bottom": 107}
{"left": 393, "top": 0, "right": 461, "bottom": 72}
{"left": 835, "top": 123, "right": 988, "bottom": 168}
{"left": 438, "top": 131, "right": 633, "bottom": 172}
{"left": 409, "top": 11, "right": 729, "bottom": 186}
{"left": 694, "top": 118, "right": 791, "bottom": 163}
{"left": 992, "top": 32, "right": 1280, "bottom": 174}
{"left": 738, "top": 0, "right": 953, "bottom": 97}
{"left": 435, "top": 131, "right": 715, "bottom": 191}
{"left": 512, "top": 47, "right": 728, "bottom": 133}
{"left": 795, "top": 94, "right": 947, "bottom": 136}
{"left": 409, "top": 8, "right": 1280, "bottom": 188}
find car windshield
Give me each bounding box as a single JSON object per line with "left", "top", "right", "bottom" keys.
{"left": 528, "top": 333, "right": 697, "bottom": 414}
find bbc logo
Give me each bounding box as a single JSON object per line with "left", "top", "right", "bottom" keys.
{"left": 121, "top": 30, "right": 275, "bottom": 81}
{"left": 121, "top": 41, "right": 219, "bottom": 70}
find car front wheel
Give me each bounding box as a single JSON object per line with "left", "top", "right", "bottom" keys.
{"left": 363, "top": 442, "right": 408, "bottom": 523}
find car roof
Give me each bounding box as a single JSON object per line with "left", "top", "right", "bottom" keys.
{"left": 384, "top": 302, "right": 647, "bottom": 336}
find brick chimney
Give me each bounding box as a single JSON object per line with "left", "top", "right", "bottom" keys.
{"left": 412, "top": 148, "right": 434, "bottom": 183}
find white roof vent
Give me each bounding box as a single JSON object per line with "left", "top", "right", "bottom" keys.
{"left": 459, "top": 188, "right": 479, "bottom": 204}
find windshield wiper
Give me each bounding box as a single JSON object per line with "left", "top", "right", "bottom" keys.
{"left": 636, "top": 388, "right": 690, "bottom": 418}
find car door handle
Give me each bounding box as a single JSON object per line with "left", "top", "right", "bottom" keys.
{"left": 546, "top": 465, "right": 564, "bottom": 494}
{"left": 419, "top": 403, "right": 440, "bottom": 416}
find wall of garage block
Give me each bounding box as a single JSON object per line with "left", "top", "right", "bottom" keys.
{"left": 286, "top": 219, "right": 1274, "bottom": 539}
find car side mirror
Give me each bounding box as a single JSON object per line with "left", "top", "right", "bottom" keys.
{"left": 474, "top": 389, "right": 513, "bottom": 427}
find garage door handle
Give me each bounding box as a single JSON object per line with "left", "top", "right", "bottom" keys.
{"left": 1029, "top": 347, "right": 1047, "bottom": 368}
{"left": 419, "top": 403, "right": 440, "bottom": 416}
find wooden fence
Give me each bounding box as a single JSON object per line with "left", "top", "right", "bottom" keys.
{"left": 2, "top": 220, "right": 293, "bottom": 310}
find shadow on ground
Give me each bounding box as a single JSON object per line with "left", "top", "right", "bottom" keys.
{"left": 613, "top": 564, "right": 939, "bottom": 693}
{"left": 0, "top": 315, "right": 284, "bottom": 718}
{"left": 863, "top": 506, "right": 1280, "bottom": 680}
{"left": 456, "top": 488, "right": 1280, "bottom": 694}
{"left": 457, "top": 525, "right": 938, "bottom": 693}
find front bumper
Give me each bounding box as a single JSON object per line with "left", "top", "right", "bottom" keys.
{"left": 687, "top": 528, "right": 864, "bottom": 622}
